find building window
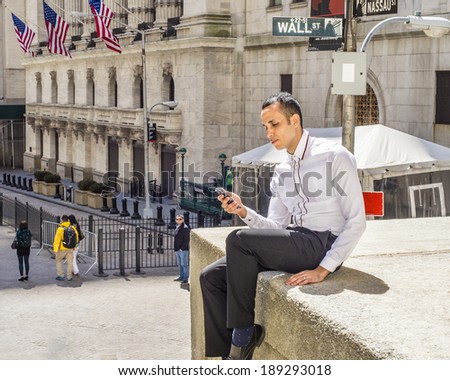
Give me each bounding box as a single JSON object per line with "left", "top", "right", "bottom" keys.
{"left": 270, "top": 0, "right": 282, "bottom": 6}
{"left": 133, "top": 65, "right": 143, "bottom": 108}
{"left": 355, "top": 84, "right": 379, "bottom": 125}
{"left": 162, "top": 74, "right": 175, "bottom": 103}
{"left": 68, "top": 80, "right": 75, "bottom": 105}
{"left": 108, "top": 78, "right": 117, "bottom": 107}
{"left": 281, "top": 74, "right": 293, "bottom": 94}
{"left": 86, "top": 68, "right": 95, "bottom": 106}
{"left": 36, "top": 73, "right": 42, "bottom": 103}
{"left": 436, "top": 71, "right": 450, "bottom": 124}
{"left": 140, "top": 79, "right": 144, "bottom": 109}
{"left": 87, "top": 80, "right": 95, "bottom": 106}
{"left": 114, "top": 81, "right": 118, "bottom": 107}
{"left": 50, "top": 71, "right": 58, "bottom": 104}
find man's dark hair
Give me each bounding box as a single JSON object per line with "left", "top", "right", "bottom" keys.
{"left": 61, "top": 215, "right": 69, "bottom": 221}
{"left": 262, "top": 92, "right": 303, "bottom": 128}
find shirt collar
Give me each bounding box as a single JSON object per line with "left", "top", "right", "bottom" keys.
{"left": 288, "top": 129, "right": 310, "bottom": 165}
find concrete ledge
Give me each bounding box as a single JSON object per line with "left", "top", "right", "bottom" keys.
{"left": 190, "top": 218, "right": 450, "bottom": 360}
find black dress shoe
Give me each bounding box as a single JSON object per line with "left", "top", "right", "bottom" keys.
{"left": 226, "top": 324, "right": 265, "bottom": 360}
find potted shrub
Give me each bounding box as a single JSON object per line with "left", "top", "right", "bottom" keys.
{"left": 87, "top": 182, "right": 114, "bottom": 209}
{"left": 33, "top": 170, "right": 48, "bottom": 194}
{"left": 76, "top": 179, "right": 96, "bottom": 206}
{"left": 41, "top": 173, "right": 62, "bottom": 196}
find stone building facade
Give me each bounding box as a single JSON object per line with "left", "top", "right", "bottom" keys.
{"left": 4, "top": 1, "right": 450, "bottom": 196}
{"left": 0, "top": 0, "right": 27, "bottom": 168}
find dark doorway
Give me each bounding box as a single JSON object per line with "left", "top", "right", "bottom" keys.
{"left": 132, "top": 141, "right": 145, "bottom": 197}
{"left": 108, "top": 137, "right": 119, "bottom": 191}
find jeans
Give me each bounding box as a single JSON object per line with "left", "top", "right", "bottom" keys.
{"left": 17, "top": 253, "right": 30, "bottom": 276}
{"left": 175, "top": 249, "right": 189, "bottom": 281}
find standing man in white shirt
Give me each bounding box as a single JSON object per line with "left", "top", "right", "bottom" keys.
{"left": 200, "top": 92, "right": 366, "bottom": 360}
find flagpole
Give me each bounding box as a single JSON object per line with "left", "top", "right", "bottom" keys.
{"left": 3, "top": 4, "right": 47, "bottom": 35}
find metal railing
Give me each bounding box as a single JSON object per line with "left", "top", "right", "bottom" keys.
{"left": 0, "top": 192, "right": 222, "bottom": 273}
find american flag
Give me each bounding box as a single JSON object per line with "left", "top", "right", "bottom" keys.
{"left": 43, "top": 1, "right": 71, "bottom": 57}
{"left": 89, "top": 0, "right": 122, "bottom": 53}
{"left": 11, "top": 13, "right": 35, "bottom": 55}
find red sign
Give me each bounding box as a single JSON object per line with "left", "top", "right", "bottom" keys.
{"left": 311, "top": 0, "right": 345, "bottom": 17}
{"left": 363, "top": 191, "right": 384, "bottom": 216}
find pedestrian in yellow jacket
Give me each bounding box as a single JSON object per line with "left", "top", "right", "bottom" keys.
{"left": 53, "top": 215, "right": 79, "bottom": 281}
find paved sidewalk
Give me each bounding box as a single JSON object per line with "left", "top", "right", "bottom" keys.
{"left": 0, "top": 223, "right": 191, "bottom": 360}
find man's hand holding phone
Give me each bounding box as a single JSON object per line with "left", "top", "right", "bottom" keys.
{"left": 215, "top": 188, "right": 247, "bottom": 218}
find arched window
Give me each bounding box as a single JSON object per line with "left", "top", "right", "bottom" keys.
{"left": 355, "top": 84, "right": 379, "bottom": 125}
{"left": 108, "top": 67, "right": 117, "bottom": 107}
{"left": 68, "top": 70, "right": 75, "bottom": 105}
{"left": 170, "top": 77, "right": 175, "bottom": 102}
{"left": 36, "top": 72, "right": 42, "bottom": 103}
{"left": 50, "top": 71, "right": 58, "bottom": 103}
{"left": 68, "top": 81, "right": 75, "bottom": 104}
{"left": 86, "top": 81, "right": 95, "bottom": 105}
{"left": 140, "top": 79, "right": 144, "bottom": 108}
{"left": 114, "top": 81, "right": 118, "bottom": 107}
{"left": 132, "top": 65, "right": 144, "bottom": 108}
{"left": 161, "top": 63, "right": 174, "bottom": 103}
{"left": 132, "top": 75, "right": 143, "bottom": 108}
{"left": 87, "top": 68, "right": 95, "bottom": 106}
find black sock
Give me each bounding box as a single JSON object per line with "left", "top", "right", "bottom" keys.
{"left": 232, "top": 326, "right": 254, "bottom": 347}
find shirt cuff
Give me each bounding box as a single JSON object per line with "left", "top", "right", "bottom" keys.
{"left": 240, "top": 208, "right": 258, "bottom": 227}
{"left": 319, "top": 255, "right": 341, "bottom": 273}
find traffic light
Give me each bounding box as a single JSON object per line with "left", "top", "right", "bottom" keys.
{"left": 147, "top": 120, "right": 157, "bottom": 142}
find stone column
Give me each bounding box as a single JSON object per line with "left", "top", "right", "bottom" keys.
{"left": 178, "top": 0, "right": 231, "bottom": 38}
{"left": 128, "top": 0, "right": 155, "bottom": 28}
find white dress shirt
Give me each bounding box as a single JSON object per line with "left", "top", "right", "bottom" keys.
{"left": 241, "top": 129, "right": 366, "bottom": 272}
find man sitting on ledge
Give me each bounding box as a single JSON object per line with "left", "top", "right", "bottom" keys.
{"left": 200, "top": 92, "right": 367, "bottom": 360}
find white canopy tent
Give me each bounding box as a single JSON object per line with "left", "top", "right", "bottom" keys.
{"left": 232, "top": 125, "right": 450, "bottom": 218}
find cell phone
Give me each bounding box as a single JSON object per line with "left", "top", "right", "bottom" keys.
{"left": 215, "top": 187, "right": 233, "bottom": 203}
{"left": 215, "top": 187, "right": 241, "bottom": 208}
{"left": 214, "top": 187, "right": 229, "bottom": 197}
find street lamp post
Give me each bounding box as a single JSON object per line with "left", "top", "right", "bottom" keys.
{"left": 218, "top": 153, "right": 227, "bottom": 188}
{"left": 178, "top": 147, "right": 187, "bottom": 199}
{"left": 143, "top": 101, "right": 178, "bottom": 218}
{"left": 340, "top": 11, "right": 450, "bottom": 152}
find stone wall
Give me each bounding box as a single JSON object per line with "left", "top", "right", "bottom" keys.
{"left": 190, "top": 217, "right": 450, "bottom": 360}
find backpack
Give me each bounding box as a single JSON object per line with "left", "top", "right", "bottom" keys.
{"left": 16, "top": 229, "right": 32, "bottom": 248}
{"left": 62, "top": 225, "right": 78, "bottom": 248}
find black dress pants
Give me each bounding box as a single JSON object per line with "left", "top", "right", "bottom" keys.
{"left": 199, "top": 227, "right": 337, "bottom": 358}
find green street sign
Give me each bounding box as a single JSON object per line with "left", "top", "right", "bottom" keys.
{"left": 273, "top": 17, "right": 343, "bottom": 38}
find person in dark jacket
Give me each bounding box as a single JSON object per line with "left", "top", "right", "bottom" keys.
{"left": 15, "top": 220, "right": 32, "bottom": 281}
{"left": 174, "top": 215, "right": 190, "bottom": 284}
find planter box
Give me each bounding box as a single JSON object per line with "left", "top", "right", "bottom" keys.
{"left": 75, "top": 189, "right": 88, "bottom": 206}
{"left": 87, "top": 192, "right": 114, "bottom": 209}
{"left": 41, "top": 182, "right": 61, "bottom": 197}
{"left": 33, "top": 180, "right": 44, "bottom": 194}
